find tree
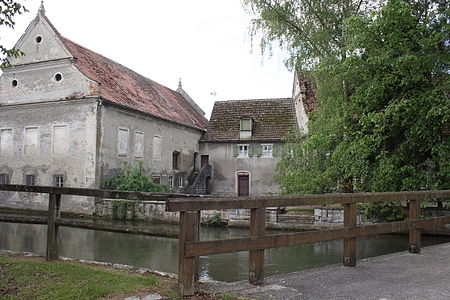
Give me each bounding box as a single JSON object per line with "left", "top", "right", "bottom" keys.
{"left": 245, "top": 0, "right": 449, "bottom": 193}
{"left": 0, "top": 1, "right": 27, "bottom": 68}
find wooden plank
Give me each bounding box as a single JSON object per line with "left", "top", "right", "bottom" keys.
{"left": 343, "top": 203, "right": 357, "bottom": 266}
{"left": 409, "top": 199, "right": 421, "bottom": 253}
{"left": 0, "top": 214, "right": 47, "bottom": 225}
{"left": 166, "top": 190, "right": 450, "bottom": 211}
{"left": 194, "top": 211, "right": 201, "bottom": 282}
{"left": 178, "top": 211, "right": 198, "bottom": 297}
{"left": 46, "top": 193, "right": 61, "bottom": 261}
{"left": 185, "top": 216, "right": 450, "bottom": 257}
{"left": 0, "top": 184, "right": 202, "bottom": 200}
{"left": 249, "top": 208, "right": 265, "bottom": 284}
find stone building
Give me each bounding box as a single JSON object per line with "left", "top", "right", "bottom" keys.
{"left": 199, "top": 98, "right": 298, "bottom": 196}
{"left": 0, "top": 6, "right": 317, "bottom": 213}
{"left": 0, "top": 6, "right": 207, "bottom": 213}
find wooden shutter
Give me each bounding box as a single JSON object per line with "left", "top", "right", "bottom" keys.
{"left": 248, "top": 144, "right": 253, "bottom": 157}
{"left": 233, "top": 144, "right": 238, "bottom": 157}
{"left": 256, "top": 145, "right": 262, "bottom": 157}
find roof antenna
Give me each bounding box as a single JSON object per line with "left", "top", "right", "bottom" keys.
{"left": 38, "top": 1, "right": 45, "bottom": 15}
{"left": 178, "top": 78, "right": 182, "bottom": 90}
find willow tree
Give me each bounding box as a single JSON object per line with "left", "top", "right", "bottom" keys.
{"left": 244, "top": 0, "right": 450, "bottom": 194}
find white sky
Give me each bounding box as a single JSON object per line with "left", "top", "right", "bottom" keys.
{"left": 0, "top": 0, "right": 294, "bottom": 118}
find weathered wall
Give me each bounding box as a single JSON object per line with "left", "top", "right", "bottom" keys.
{"left": 199, "top": 142, "right": 282, "bottom": 196}
{"left": 0, "top": 99, "right": 98, "bottom": 212}
{"left": 98, "top": 103, "right": 204, "bottom": 191}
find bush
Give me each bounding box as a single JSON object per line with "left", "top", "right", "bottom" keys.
{"left": 364, "top": 202, "right": 406, "bottom": 222}
{"left": 103, "top": 162, "right": 171, "bottom": 220}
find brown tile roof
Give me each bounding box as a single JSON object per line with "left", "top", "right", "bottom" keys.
{"left": 201, "top": 98, "right": 297, "bottom": 142}
{"left": 297, "top": 72, "right": 317, "bottom": 113}
{"left": 59, "top": 36, "right": 208, "bottom": 130}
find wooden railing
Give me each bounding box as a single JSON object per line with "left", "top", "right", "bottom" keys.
{"left": 0, "top": 184, "right": 205, "bottom": 258}
{"left": 166, "top": 190, "right": 450, "bottom": 296}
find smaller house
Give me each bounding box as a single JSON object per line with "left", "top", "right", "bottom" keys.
{"left": 200, "top": 98, "right": 298, "bottom": 196}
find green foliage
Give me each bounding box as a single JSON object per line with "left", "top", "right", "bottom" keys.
{"left": 274, "top": 0, "right": 450, "bottom": 195}
{"left": 0, "top": 255, "right": 157, "bottom": 300}
{"left": 364, "top": 202, "right": 407, "bottom": 222}
{"left": 103, "top": 162, "right": 171, "bottom": 220}
{"left": 203, "top": 213, "right": 228, "bottom": 227}
{"left": 0, "top": 1, "right": 27, "bottom": 68}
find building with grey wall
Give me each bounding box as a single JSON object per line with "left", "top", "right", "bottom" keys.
{"left": 0, "top": 6, "right": 207, "bottom": 213}
{"left": 199, "top": 98, "right": 298, "bottom": 196}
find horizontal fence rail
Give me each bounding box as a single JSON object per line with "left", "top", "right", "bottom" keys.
{"left": 1, "top": 185, "right": 449, "bottom": 297}
{"left": 166, "top": 189, "right": 450, "bottom": 296}
{"left": 166, "top": 190, "right": 450, "bottom": 211}
{"left": 0, "top": 184, "right": 205, "bottom": 200}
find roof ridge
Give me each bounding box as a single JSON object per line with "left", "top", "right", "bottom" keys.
{"left": 215, "top": 97, "right": 292, "bottom": 103}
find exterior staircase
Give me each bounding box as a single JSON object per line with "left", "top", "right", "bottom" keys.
{"left": 183, "top": 164, "right": 212, "bottom": 195}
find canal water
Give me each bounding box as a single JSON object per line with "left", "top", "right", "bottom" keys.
{"left": 0, "top": 222, "right": 448, "bottom": 282}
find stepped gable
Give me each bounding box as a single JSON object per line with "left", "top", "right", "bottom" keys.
{"left": 202, "top": 98, "right": 297, "bottom": 142}
{"left": 59, "top": 36, "right": 208, "bottom": 130}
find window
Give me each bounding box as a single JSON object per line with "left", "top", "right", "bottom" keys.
{"left": 0, "top": 174, "right": 10, "bottom": 184}
{"left": 134, "top": 131, "right": 144, "bottom": 158}
{"left": 54, "top": 175, "right": 64, "bottom": 187}
{"left": 152, "top": 176, "right": 161, "bottom": 184}
{"left": 25, "top": 175, "right": 36, "bottom": 186}
{"left": 152, "top": 135, "right": 162, "bottom": 161}
{"left": 0, "top": 129, "right": 13, "bottom": 156}
{"left": 24, "top": 127, "right": 38, "bottom": 155}
{"left": 261, "top": 144, "right": 273, "bottom": 157}
{"left": 172, "top": 151, "right": 180, "bottom": 170}
{"left": 117, "top": 128, "right": 129, "bottom": 157}
{"left": 238, "top": 144, "right": 248, "bottom": 158}
{"left": 240, "top": 118, "right": 252, "bottom": 139}
{"left": 168, "top": 176, "right": 173, "bottom": 187}
{"left": 178, "top": 176, "right": 184, "bottom": 187}
{"left": 52, "top": 125, "right": 68, "bottom": 154}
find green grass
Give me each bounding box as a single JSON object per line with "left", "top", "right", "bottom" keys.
{"left": 0, "top": 255, "right": 157, "bottom": 300}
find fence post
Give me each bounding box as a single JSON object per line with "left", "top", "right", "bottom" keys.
{"left": 343, "top": 203, "right": 357, "bottom": 266}
{"left": 178, "top": 211, "right": 198, "bottom": 296}
{"left": 249, "top": 207, "right": 265, "bottom": 284}
{"left": 46, "top": 193, "right": 61, "bottom": 261}
{"left": 194, "top": 210, "right": 201, "bottom": 282}
{"left": 409, "top": 199, "right": 421, "bottom": 253}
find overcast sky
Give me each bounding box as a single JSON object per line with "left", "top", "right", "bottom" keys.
{"left": 1, "top": 0, "right": 293, "bottom": 117}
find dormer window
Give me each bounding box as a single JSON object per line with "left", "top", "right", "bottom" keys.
{"left": 240, "top": 118, "right": 252, "bottom": 139}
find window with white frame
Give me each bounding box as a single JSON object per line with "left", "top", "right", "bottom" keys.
{"left": 238, "top": 144, "right": 249, "bottom": 158}
{"left": 54, "top": 175, "right": 64, "bottom": 187}
{"left": 261, "top": 144, "right": 273, "bottom": 157}
{"left": 52, "top": 125, "right": 68, "bottom": 154}
{"left": 117, "top": 128, "right": 129, "bottom": 157}
{"left": 168, "top": 175, "right": 173, "bottom": 187}
{"left": 134, "top": 131, "right": 144, "bottom": 158}
{"left": 152, "top": 135, "right": 162, "bottom": 161}
{"left": 25, "top": 174, "right": 36, "bottom": 186}
{"left": 24, "top": 127, "right": 38, "bottom": 155}
{"left": 0, "top": 129, "right": 13, "bottom": 156}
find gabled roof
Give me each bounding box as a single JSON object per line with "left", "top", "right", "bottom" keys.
{"left": 9, "top": 7, "right": 207, "bottom": 131}
{"left": 201, "top": 98, "right": 297, "bottom": 142}
{"left": 59, "top": 37, "right": 208, "bottom": 130}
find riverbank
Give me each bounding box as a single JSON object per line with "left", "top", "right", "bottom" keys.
{"left": 0, "top": 251, "right": 249, "bottom": 300}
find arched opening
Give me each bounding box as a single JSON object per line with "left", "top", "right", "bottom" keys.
{"left": 194, "top": 152, "right": 199, "bottom": 172}
{"left": 205, "top": 176, "right": 211, "bottom": 195}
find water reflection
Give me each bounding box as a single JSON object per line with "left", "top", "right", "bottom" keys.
{"left": 0, "top": 222, "right": 448, "bottom": 282}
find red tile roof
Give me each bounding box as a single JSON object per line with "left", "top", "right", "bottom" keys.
{"left": 201, "top": 98, "right": 297, "bottom": 142}
{"left": 59, "top": 36, "right": 207, "bottom": 130}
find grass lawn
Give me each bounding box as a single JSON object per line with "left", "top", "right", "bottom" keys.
{"left": 0, "top": 253, "right": 249, "bottom": 300}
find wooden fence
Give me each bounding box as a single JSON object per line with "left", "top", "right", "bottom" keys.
{"left": 1, "top": 185, "right": 449, "bottom": 297}
{"left": 166, "top": 190, "right": 450, "bottom": 296}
